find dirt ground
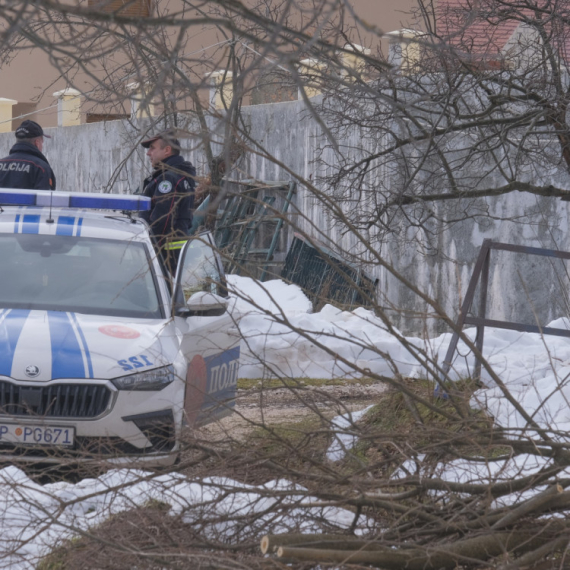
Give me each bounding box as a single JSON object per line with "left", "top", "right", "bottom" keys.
{"left": 198, "top": 381, "right": 389, "bottom": 441}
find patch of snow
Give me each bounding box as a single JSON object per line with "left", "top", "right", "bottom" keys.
{"left": 393, "top": 453, "right": 568, "bottom": 507}
{"left": 0, "top": 467, "right": 372, "bottom": 570}
{"left": 228, "top": 274, "right": 313, "bottom": 316}
{"left": 327, "top": 405, "right": 375, "bottom": 461}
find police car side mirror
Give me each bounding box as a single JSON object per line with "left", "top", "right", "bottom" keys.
{"left": 182, "top": 291, "right": 228, "bottom": 317}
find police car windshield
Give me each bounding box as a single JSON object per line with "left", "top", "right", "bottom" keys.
{"left": 0, "top": 235, "right": 162, "bottom": 319}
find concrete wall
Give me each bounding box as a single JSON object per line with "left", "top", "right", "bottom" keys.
{"left": 236, "top": 99, "right": 570, "bottom": 335}
{"left": 1, "top": 101, "right": 569, "bottom": 336}
{"left": 0, "top": 119, "right": 209, "bottom": 195}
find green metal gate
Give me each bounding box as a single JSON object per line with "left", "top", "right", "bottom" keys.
{"left": 281, "top": 233, "right": 377, "bottom": 310}
{"left": 214, "top": 180, "right": 296, "bottom": 280}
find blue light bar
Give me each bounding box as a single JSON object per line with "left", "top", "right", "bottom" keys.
{"left": 0, "top": 189, "right": 150, "bottom": 211}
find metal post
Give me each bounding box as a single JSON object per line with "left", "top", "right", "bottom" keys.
{"left": 439, "top": 239, "right": 492, "bottom": 383}
{"left": 473, "top": 247, "right": 490, "bottom": 381}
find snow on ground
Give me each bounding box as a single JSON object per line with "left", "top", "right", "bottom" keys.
{"left": 2, "top": 275, "right": 570, "bottom": 566}
{"left": 228, "top": 276, "right": 570, "bottom": 490}
{"left": 393, "top": 453, "right": 568, "bottom": 508}
{"left": 228, "top": 274, "right": 313, "bottom": 317}
{"left": 0, "top": 466, "right": 372, "bottom": 570}
{"left": 228, "top": 275, "right": 427, "bottom": 379}
{"left": 326, "top": 405, "right": 375, "bottom": 462}
{"left": 228, "top": 276, "right": 570, "bottom": 439}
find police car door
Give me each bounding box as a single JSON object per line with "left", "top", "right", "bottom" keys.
{"left": 173, "top": 232, "right": 239, "bottom": 427}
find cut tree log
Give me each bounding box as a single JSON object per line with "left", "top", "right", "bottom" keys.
{"left": 492, "top": 484, "right": 567, "bottom": 530}
{"left": 274, "top": 531, "right": 548, "bottom": 569}
{"left": 261, "top": 534, "right": 384, "bottom": 554}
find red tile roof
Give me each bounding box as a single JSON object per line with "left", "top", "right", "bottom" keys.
{"left": 436, "top": 0, "right": 521, "bottom": 56}
{"left": 435, "top": 0, "right": 570, "bottom": 67}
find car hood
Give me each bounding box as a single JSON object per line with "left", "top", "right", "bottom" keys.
{"left": 0, "top": 309, "right": 180, "bottom": 382}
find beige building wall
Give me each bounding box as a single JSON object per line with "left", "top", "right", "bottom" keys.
{"left": 0, "top": 0, "right": 417, "bottom": 130}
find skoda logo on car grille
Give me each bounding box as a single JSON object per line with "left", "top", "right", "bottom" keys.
{"left": 25, "top": 365, "right": 40, "bottom": 378}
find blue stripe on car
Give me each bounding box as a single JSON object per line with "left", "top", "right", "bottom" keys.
{"left": 56, "top": 216, "right": 75, "bottom": 236}
{"left": 48, "top": 311, "right": 87, "bottom": 379}
{"left": 21, "top": 214, "right": 41, "bottom": 234}
{"left": 69, "top": 312, "right": 93, "bottom": 378}
{"left": 0, "top": 309, "right": 31, "bottom": 377}
{"left": 13, "top": 214, "right": 20, "bottom": 233}
{"left": 76, "top": 218, "right": 83, "bottom": 237}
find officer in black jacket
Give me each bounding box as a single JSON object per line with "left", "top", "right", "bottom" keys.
{"left": 138, "top": 130, "right": 195, "bottom": 269}
{"left": 0, "top": 120, "right": 56, "bottom": 190}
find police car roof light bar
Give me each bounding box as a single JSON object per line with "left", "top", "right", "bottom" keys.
{"left": 0, "top": 188, "right": 151, "bottom": 211}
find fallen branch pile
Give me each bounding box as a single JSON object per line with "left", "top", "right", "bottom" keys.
{"left": 260, "top": 483, "right": 570, "bottom": 568}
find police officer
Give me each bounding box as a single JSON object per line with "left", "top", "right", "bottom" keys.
{"left": 138, "top": 129, "right": 195, "bottom": 269}
{"left": 0, "top": 120, "right": 56, "bottom": 190}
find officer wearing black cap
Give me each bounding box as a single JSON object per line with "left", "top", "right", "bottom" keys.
{"left": 138, "top": 129, "right": 195, "bottom": 268}
{"left": 0, "top": 120, "right": 56, "bottom": 191}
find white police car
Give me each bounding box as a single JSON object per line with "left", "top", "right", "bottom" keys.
{"left": 0, "top": 188, "right": 239, "bottom": 467}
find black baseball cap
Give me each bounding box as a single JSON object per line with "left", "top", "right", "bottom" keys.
{"left": 141, "top": 129, "right": 180, "bottom": 150}
{"left": 15, "top": 120, "right": 51, "bottom": 139}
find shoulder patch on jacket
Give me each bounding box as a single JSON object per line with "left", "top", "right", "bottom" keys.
{"left": 158, "top": 181, "right": 172, "bottom": 194}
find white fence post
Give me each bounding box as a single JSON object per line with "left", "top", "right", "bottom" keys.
{"left": 53, "top": 88, "right": 82, "bottom": 127}
{"left": 206, "top": 70, "right": 234, "bottom": 110}
{"left": 127, "top": 82, "right": 155, "bottom": 120}
{"left": 0, "top": 98, "right": 18, "bottom": 133}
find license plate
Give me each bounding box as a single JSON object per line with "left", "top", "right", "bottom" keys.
{"left": 0, "top": 424, "right": 75, "bottom": 447}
